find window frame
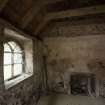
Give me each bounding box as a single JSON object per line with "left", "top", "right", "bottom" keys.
{"left": 4, "top": 40, "right": 25, "bottom": 81}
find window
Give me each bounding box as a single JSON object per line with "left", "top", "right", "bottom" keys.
{"left": 4, "top": 41, "right": 24, "bottom": 81}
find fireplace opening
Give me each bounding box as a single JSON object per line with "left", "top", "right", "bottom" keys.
{"left": 70, "top": 74, "right": 95, "bottom": 96}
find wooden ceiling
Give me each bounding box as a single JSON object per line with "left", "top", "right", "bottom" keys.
{"left": 0, "top": 0, "right": 105, "bottom": 38}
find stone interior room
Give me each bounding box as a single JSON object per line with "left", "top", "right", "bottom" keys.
{"left": 0, "top": 0, "right": 105, "bottom": 105}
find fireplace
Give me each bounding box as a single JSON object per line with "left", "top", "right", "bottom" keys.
{"left": 70, "top": 73, "right": 95, "bottom": 96}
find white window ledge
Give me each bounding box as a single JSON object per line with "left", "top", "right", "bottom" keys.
{"left": 5, "top": 73, "right": 33, "bottom": 89}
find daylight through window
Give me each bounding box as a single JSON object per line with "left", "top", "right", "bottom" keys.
{"left": 4, "top": 41, "right": 23, "bottom": 80}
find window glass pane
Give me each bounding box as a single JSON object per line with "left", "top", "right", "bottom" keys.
{"left": 8, "top": 41, "right": 17, "bottom": 49}
{"left": 4, "top": 41, "right": 24, "bottom": 81}
{"left": 14, "top": 64, "right": 22, "bottom": 76}
{"left": 4, "top": 53, "right": 12, "bottom": 65}
{"left": 4, "top": 65, "right": 12, "bottom": 80}
{"left": 14, "top": 53, "right": 22, "bottom": 63}
{"left": 14, "top": 45, "right": 22, "bottom": 53}
{"left": 4, "top": 44, "right": 11, "bottom": 52}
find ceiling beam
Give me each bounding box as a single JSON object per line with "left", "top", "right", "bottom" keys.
{"left": 47, "top": 4, "right": 105, "bottom": 19}
{"left": 20, "top": 0, "right": 64, "bottom": 29}
{"left": 34, "top": 17, "right": 51, "bottom": 35}
{"left": 0, "top": 0, "right": 9, "bottom": 12}
{"left": 34, "top": 4, "right": 105, "bottom": 35}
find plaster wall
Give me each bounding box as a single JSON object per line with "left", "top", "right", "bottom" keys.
{"left": 44, "top": 35, "right": 105, "bottom": 96}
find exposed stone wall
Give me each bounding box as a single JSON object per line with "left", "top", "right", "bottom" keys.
{"left": 0, "top": 77, "right": 35, "bottom": 105}
{"left": 33, "top": 39, "right": 45, "bottom": 90}
{"left": 44, "top": 35, "right": 105, "bottom": 97}
{"left": 0, "top": 25, "right": 4, "bottom": 90}
{"left": 0, "top": 19, "right": 44, "bottom": 105}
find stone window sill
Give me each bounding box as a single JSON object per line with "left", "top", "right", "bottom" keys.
{"left": 4, "top": 73, "right": 33, "bottom": 89}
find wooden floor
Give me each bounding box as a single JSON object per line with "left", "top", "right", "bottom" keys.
{"left": 37, "top": 94, "right": 105, "bottom": 105}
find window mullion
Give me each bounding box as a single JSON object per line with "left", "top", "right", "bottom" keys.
{"left": 11, "top": 51, "right": 14, "bottom": 77}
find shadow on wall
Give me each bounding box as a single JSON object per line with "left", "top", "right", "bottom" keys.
{"left": 48, "top": 58, "right": 74, "bottom": 73}
{"left": 88, "top": 58, "right": 105, "bottom": 80}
